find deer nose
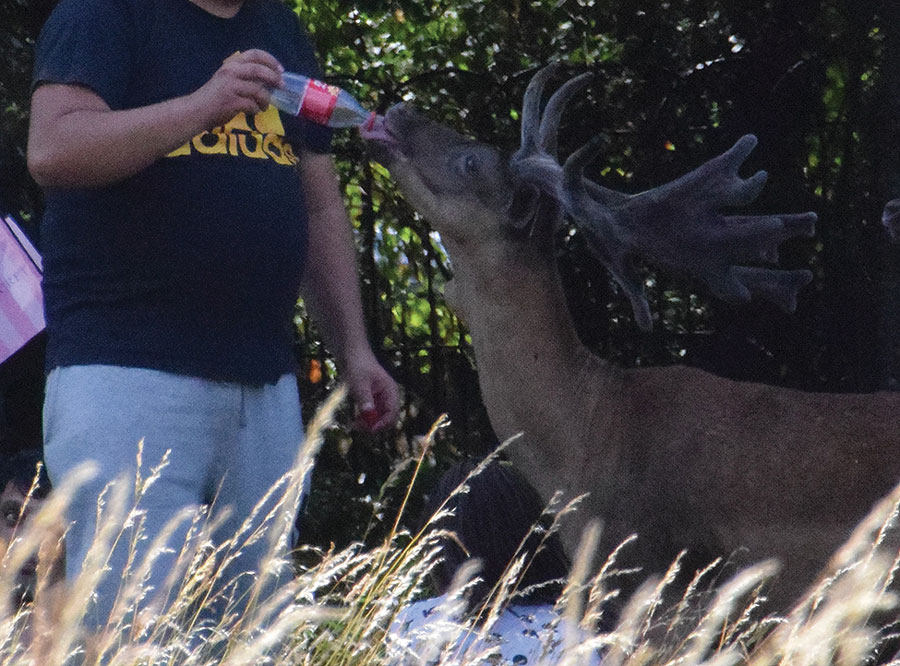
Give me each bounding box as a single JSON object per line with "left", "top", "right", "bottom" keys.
{"left": 384, "top": 102, "right": 428, "bottom": 131}
{"left": 383, "top": 102, "right": 411, "bottom": 127}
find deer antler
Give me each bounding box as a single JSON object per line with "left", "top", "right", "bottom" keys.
{"left": 511, "top": 64, "right": 817, "bottom": 331}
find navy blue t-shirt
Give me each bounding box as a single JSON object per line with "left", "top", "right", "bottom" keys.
{"left": 33, "top": 0, "right": 333, "bottom": 383}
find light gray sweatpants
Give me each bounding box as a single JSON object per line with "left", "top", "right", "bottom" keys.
{"left": 43, "top": 365, "right": 307, "bottom": 632}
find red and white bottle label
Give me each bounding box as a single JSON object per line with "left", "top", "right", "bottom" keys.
{"left": 299, "top": 80, "right": 339, "bottom": 125}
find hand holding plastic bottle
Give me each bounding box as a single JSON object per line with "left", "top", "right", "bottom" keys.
{"left": 194, "top": 49, "right": 285, "bottom": 128}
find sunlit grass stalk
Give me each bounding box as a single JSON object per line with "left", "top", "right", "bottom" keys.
{"left": 314, "top": 413, "right": 452, "bottom": 666}
{"left": 4, "top": 389, "right": 900, "bottom": 666}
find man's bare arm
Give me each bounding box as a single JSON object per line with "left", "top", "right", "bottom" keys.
{"left": 299, "top": 151, "right": 400, "bottom": 430}
{"left": 27, "top": 49, "right": 284, "bottom": 188}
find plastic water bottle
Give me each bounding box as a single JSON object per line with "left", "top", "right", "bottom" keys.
{"left": 271, "top": 72, "right": 375, "bottom": 129}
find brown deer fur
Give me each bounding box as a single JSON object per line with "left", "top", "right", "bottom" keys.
{"left": 364, "top": 77, "right": 900, "bottom": 610}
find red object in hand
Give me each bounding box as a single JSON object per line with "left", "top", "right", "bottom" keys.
{"left": 359, "top": 408, "right": 380, "bottom": 430}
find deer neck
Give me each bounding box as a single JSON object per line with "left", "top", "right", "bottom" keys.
{"left": 442, "top": 236, "right": 624, "bottom": 475}
{"left": 444, "top": 240, "right": 584, "bottom": 366}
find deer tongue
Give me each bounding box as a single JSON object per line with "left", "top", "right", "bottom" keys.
{"left": 359, "top": 114, "right": 395, "bottom": 144}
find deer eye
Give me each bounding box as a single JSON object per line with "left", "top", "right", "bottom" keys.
{"left": 455, "top": 154, "right": 480, "bottom": 177}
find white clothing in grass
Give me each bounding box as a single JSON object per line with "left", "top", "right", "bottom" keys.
{"left": 386, "top": 593, "right": 602, "bottom": 666}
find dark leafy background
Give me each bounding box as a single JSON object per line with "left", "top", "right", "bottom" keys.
{"left": 1, "top": 0, "right": 899, "bottom": 548}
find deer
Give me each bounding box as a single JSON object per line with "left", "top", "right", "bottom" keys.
{"left": 363, "top": 63, "right": 900, "bottom": 611}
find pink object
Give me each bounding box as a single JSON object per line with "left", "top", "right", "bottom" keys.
{"left": 0, "top": 216, "right": 44, "bottom": 364}
{"left": 359, "top": 408, "right": 379, "bottom": 430}
{"left": 358, "top": 114, "right": 393, "bottom": 143}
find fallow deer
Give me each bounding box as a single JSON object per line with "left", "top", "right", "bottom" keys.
{"left": 363, "top": 64, "right": 900, "bottom": 609}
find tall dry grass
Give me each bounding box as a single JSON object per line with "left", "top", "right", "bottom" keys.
{"left": 1, "top": 388, "right": 899, "bottom": 666}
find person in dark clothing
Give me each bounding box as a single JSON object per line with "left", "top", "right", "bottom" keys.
{"left": 388, "top": 460, "right": 602, "bottom": 666}
{"left": 0, "top": 448, "right": 62, "bottom": 609}
{"left": 422, "top": 460, "right": 570, "bottom": 612}
{"left": 27, "top": 0, "right": 399, "bottom": 630}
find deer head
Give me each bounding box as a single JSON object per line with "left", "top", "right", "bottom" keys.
{"left": 365, "top": 63, "right": 816, "bottom": 330}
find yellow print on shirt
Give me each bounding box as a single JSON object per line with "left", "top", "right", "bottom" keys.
{"left": 166, "top": 106, "right": 299, "bottom": 165}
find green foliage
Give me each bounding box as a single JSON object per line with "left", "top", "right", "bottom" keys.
{"left": 0, "top": 0, "right": 49, "bottom": 220}
{"left": 4, "top": 0, "right": 900, "bottom": 546}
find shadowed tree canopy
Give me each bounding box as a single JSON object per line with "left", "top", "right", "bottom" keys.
{"left": 1, "top": 0, "right": 898, "bottom": 547}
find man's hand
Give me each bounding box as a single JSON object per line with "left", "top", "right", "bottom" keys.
{"left": 344, "top": 352, "right": 400, "bottom": 432}
{"left": 190, "top": 49, "right": 284, "bottom": 129}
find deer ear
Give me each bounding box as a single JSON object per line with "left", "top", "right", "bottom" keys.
{"left": 505, "top": 184, "right": 540, "bottom": 233}
{"left": 504, "top": 184, "right": 561, "bottom": 237}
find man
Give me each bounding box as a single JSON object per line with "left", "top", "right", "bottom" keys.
{"left": 27, "top": 0, "right": 399, "bottom": 629}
